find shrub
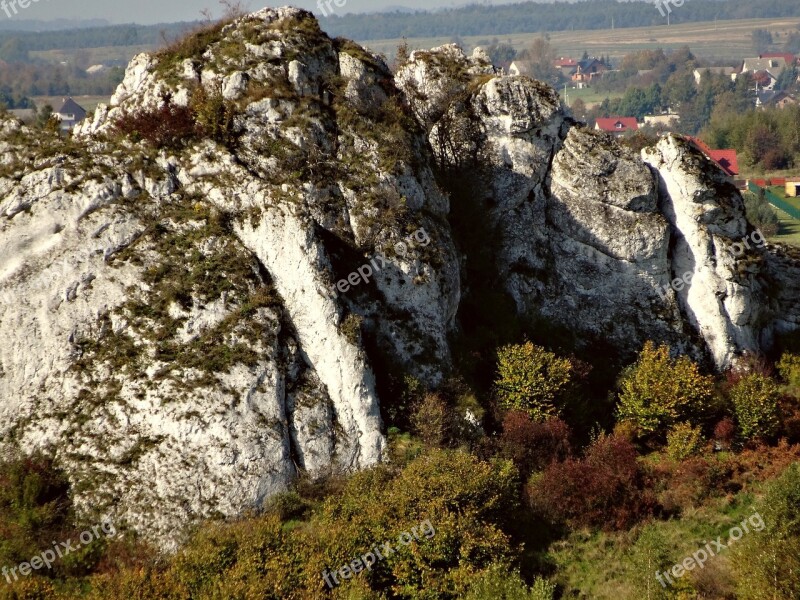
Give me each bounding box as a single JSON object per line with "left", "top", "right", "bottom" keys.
{"left": 410, "top": 393, "right": 451, "bottom": 448}
{"left": 495, "top": 342, "right": 574, "bottom": 421}
{"left": 653, "top": 456, "right": 730, "bottom": 514}
{"left": 112, "top": 98, "right": 198, "bottom": 149}
{"left": 713, "top": 417, "right": 737, "bottom": 450}
{"left": 729, "top": 373, "right": 781, "bottom": 442}
{"left": 743, "top": 190, "right": 779, "bottom": 236}
{"left": 666, "top": 422, "right": 705, "bottom": 460}
{"left": 0, "top": 453, "right": 72, "bottom": 571}
{"left": 497, "top": 411, "right": 571, "bottom": 478}
{"left": 527, "top": 432, "right": 655, "bottom": 529}
{"left": 190, "top": 83, "right": 237, "bottom": 145}
{"left": 464, "top": 563, "right": 556, "bottom": 600}
{"left": 778, "top": 352, "right": 800, "bottom": 392}
{"left": 617, "top": 342, "right": 714, "bottom": 441}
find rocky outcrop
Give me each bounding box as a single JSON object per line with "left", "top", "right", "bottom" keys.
{"left": 396, "top": 44, "right": 773, "bottom": 368}
{"left": 0, "top": 7, "right": 796, "bottom": 546}
{"left": 0, "top": 8, "right": 457, "bottom": 547}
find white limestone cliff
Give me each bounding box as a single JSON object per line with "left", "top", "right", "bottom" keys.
{"left": 0, "top": 7, "right": 794, "bottom": 548}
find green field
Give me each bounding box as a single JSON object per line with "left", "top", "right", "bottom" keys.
{"left": 361, "top": 16, "right": 800, "bottom": 63}
{"left": 30, "top": 45, "right": 155, "bottom": 67}
{"left": 768, "top": 207, "right": 800, "bottom": 247}
{"left": 562, "top": 86, "right": 624, "bottom": 107}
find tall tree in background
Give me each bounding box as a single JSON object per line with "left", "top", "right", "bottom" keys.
{"left": 518, "top": 35, "right": 559, "bottom": 85}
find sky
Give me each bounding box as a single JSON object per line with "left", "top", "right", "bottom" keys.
{"left": 0, "top": 0, "right": 514, "bottom": 25}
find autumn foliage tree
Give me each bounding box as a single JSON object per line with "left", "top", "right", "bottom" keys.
{"left": 495, "top": 342, "right": 574, "bottom": 421}
{"left": 616, "top": 342, "right": 714, "bottom": 441}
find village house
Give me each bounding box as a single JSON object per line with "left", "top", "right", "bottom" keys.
{"left": 693, "top": 66, "right": 736, "bottom": 85}
{"left": 572, "top": 58, "right": 606, "bottom": 88}
{"left": 595, "top": 117, "right": 638, "bottom": 135}
{"left": 54, "top": 97, "right": 87, "bottom": 132}
{"left": 740, "top": 56, "right": 789, "bottom": 90}
{"left": 686, "top": 136, "right": 739, "bottom": 177}
{"left": 757, "top": 90, "right": 798, "bottom": 109}
{"left": 554, "top": 57, "right": 578, "bottom": 76}
{"left": 643, "top": 113, "right": 680, "bottom": 128}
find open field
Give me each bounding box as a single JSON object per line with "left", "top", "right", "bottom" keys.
{"left": 563, "top": 86, "right": 624, "bottom": 107}
{"left": 768, "top": 207, "right": 800, "bottom": 247}
{"left": 361, "top": 16, "right": 800, "bottom": 63}
{"left": 30, "top": 45, "right": 154, "bottom": 67}
{"left": 14, "top": 15, "right": 800, "bottom": 73}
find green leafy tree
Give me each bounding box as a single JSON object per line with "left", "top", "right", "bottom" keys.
{"left": 495, "top": 342, "right": 574, "bottom": 421}
{"left": 617, "top": 342, "right": 714, "bottom": 440}
{"left": 778, "top": 352, "right": 800, "bottom": 392}
{"left": 730, "top": 373, "right": 781, "bottom": 442}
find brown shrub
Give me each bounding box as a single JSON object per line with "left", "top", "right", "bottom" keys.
{"left": 112, "top": 99, "right": 198, "bottom": 149}
{"left": 714, "top": 417, "right": 737, "bottom": 450}
{"left": 526, "top": 432, "right": 656, "bottom": 529}
{"left": 653, "top": 456, "right": 733, "bottom": 514}
{"left": 410, "top": 393, "right": 451, "bottom": 448}
{"left": 497, "top": 410, "right": 571, "bottom": 478}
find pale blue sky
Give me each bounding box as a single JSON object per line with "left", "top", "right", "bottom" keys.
{"left": 0, "top": 1, "right": 518, "bottom": 24}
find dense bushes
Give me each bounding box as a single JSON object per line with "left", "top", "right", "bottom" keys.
{"left": 111, "top": 85, "right": 240, "bottom": 150}
{"left": 527, "top": 432, "right": 656, "bottom": 529}
{"left": 67, "top": 450, "right": 524, "bottom": 599}
{"left": 111, "top": 99, "right": 198, "bottom": 150}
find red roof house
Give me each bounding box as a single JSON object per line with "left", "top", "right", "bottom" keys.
{"left": 594, "top": 117, "right": 639, "bottom": 134}
{"left": 760, "top": 52, "right": 797, "bottom": 65}
{"left": 686, "top": 136, "right": 740, "bottom": 177}
{"left": 554, "top": 57, "right": 578, "bottom": 68}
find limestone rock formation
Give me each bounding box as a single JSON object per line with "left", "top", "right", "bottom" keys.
{"left": 0, "top": 7, "right": 794, "bottom": 546}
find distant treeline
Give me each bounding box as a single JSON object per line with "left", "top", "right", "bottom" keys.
{"left": 0, "top": 22, "right": 196, "bottom": 53}
{"left": 319, "top": 0, "right": 800, "bottom": 41}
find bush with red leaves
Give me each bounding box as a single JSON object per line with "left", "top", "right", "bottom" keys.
{"left": 527, "top": 432, "right": 656, "bottom": 529}
{"left": 713, "top": 417, "right": 737, "bottom": 450}
{"left": 112, "top": 101, "right": 199, "bottom": 150}
{"left": 497, "top": 410, "right": 571, "bottom": 478}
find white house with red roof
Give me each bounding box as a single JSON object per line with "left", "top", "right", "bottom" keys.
{"left": 594, "top": 117, "right": 638, "bottom": 135}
